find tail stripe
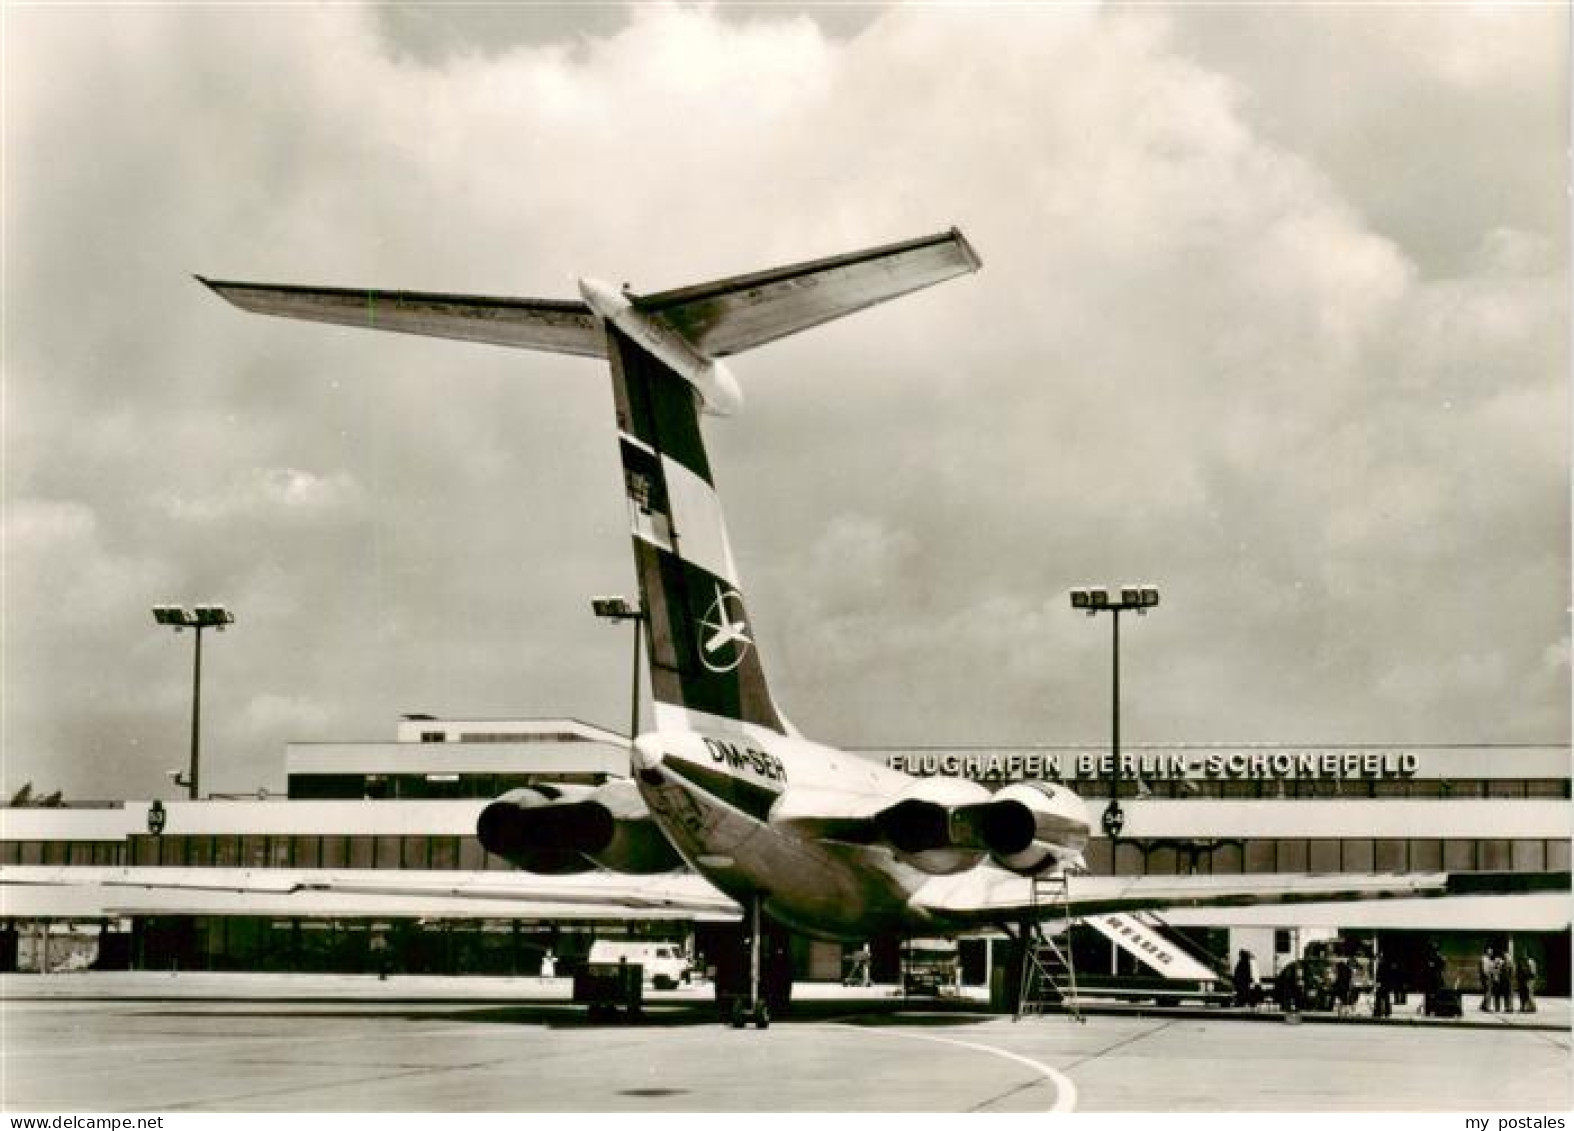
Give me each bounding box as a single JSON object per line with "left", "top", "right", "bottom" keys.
{"left": 661, "top": 455, "right": 739, "bottom": 586}
{"left": 619, "top": 435, "right": 738, "bottom": 586}
{"left": 611, "top": 326, "right": 713, "bottom": 484}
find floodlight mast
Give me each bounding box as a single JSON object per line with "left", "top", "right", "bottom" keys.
{"left": 1068, "top": 586, "right": 1159, "bottom": 837}
{"left": 591, "top": 596, "right": 646, "bottom": 746}
{"left": 151, "top": 604, "right": 234, "bottom": 800}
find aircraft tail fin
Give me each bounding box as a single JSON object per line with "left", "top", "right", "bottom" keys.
{"left": 607, "top": 323, "right": 786, "bottom": 735}
{"left": 602, "top": 230, "right": 980, "bottom": 736}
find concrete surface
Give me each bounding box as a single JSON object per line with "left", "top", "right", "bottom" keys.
{"left": 1, "top": 974, "right": 1569, "bottom": 1112}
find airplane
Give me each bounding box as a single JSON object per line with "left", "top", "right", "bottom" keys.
{"left": 198, "top": 229, "right": 1563, "bottom": 1028}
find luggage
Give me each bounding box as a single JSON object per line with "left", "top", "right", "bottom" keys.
{"left": 1426, "top": 987, "right": 1462, "bottom": 1018}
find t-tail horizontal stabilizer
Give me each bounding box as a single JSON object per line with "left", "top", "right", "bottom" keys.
{"left": 199, "top": 227, "right": 981, "bottom": 415}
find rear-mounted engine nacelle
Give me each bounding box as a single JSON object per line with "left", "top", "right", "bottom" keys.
{"left": 874, "top": 778, "right": 991, "bottom": 876}
{"left": 476, "top": 780, "right": 683, "bottom": 874}
{"left": 981, "top": 781, "right": 1091, "bottom": 876}
{"left": 476, "top": 786, "right": 597, "bottom": 874}
{"left": 872, "top": 778, "right": 1091, "bottom": 877}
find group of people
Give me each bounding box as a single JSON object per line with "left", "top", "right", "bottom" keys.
{"left": 1327, "top": 951, "right": 1381, "bottom": 1018}
{"left": 1246, "top": 939, "right": 1540, "bottom": 1018}
{"left": 1479, "top": 945, "right": 1538, "bottom": 1013}
{"left": 1260, "top": 947, "right": 1374, "bottom": 1016}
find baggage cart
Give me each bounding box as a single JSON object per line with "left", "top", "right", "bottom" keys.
{"left": 573, "top": 962, "right": 644, "bottom": 1020}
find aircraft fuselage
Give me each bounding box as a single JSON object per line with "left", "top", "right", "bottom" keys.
{"left": 632, "top": 725, "right": 1091, "bottom": 940}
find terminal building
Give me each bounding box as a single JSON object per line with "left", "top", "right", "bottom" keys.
{"left": 2, "top": 716, "right": 1568, "bottom": 998}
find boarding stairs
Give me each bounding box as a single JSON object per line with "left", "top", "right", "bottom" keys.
{"left": 1015, "top": 872, "right": 1084, "bottom": 1023}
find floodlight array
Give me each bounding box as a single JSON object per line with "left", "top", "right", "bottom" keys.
{"left": 151, "top": 605, "right": 187, "bottom": 626}
{"left": 151, "top": 604, "right": 235, "bottom": 630}
{"left": 192, "top": 605, "right": 235, "bottom": 628}
{"left": 591, "top": 595, "right": 642, "bottom": 620}
{"left": 1069, "top": 586, "right": 1160, "bottom": 613}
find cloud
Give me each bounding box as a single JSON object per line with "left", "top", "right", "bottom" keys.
{"left": 158, "top": 468, "right": 365, "bottom": 523}
{"left": 4, "top": 3, "right": 1566, "bottom": 798}
{"left": 3, "top": 500, "right": 166, "bottom": 626}
{"left": 1167, "top": 5, "right": 1568, "bottom": 278}
{"left": 237, "top": 693, "right": 334, "bottom": 743}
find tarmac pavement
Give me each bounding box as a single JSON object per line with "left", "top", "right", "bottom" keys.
{"left": 1, "top": 973, "right": 1568, "bottom": 1112}
{"left": 2, "top": 971, "right": 1566, "bottom": 1031}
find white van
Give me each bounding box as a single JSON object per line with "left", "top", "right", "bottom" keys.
{"left": 587, "top": 940, "right": 690, "bottom": 989}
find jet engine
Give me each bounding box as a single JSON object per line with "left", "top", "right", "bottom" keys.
{"left": 476, "top": 785, "right": 596, "bottom": 874}
{"left": 873, "top": 779, "right": 1090, "bottom": 877}
{"left": 872, "top": 778, "right": 991, "bottom": 876}
{"left": 978, "top": 781, "right": 1091, "bottom": 875}
{"left": 476, "top": 780, "right": 683, "bottom": 874}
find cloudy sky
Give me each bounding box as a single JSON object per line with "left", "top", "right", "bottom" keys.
{"left": 4, "top": 3, "right": 1568, "bottom": 801}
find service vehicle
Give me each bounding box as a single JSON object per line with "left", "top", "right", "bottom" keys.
{"left": 587, "top": 940, "right": 690, "bottom": 989}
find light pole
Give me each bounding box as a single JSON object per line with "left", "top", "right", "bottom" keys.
{"left": 151, "top": 604, "right": 234, "bottom": 800}
{"left": 591, "top": 596, "right": 645, "bottom": 744}
{"left": 1069, "top": 585, "right": 1159, "bottom": 838}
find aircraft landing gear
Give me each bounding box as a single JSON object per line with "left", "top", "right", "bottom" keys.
{"left": 728, "top": 998, "right": 769, "bottom": 1029}
{"left": 723, "top": 893, "right": 772, "bottom": 1029}
{"left": 746, "top": 894, "right": 769, "bottom": 1029}
{"left": 706, "top": 899, "right": 791, "bottom": 1028}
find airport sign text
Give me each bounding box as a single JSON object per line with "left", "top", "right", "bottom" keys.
{"left": 885, "top": 750, "right": 1421, "bottom": 782}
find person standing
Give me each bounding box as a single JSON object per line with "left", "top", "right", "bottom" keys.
{"left": 1233, "top": 949, "right": 1257, "bottom": 1008}
{"left": 1373, "top": 955, "right": 1393, "bottom": 1018}
{"left": 1479, "top": 946, "right": 1495, "bottom": 1011}
{"left": 1424, "top": 940, "right": 1446, "bottom": 1017}
{"left": 1517, "top": 954, "right": 1538, "bottom": 1013}
{"left": 1495, "top": 951, "right": 1515, "bottom": 1013}
{"left": 370, "top": 930, "right": 391, "bottom": 982}
{"left": 845, "top": 944, "right": 871, "bottom": 987}
{"left": 1333, "top": 957, "right": 1353, "bottom": 1018}
{"left": 1276, "top": 959, "right": 1303, "bottom": 1013}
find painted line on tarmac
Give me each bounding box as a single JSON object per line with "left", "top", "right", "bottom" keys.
{"left": 821, "top": 1024, "right": 1077, "bottom": 1113}
{"left": 1057, "top": 1016, "right": 1177, "bottom": 1075}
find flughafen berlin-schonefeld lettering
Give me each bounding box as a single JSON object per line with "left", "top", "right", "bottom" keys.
{"left": 886, "top": 749, "right": 1423, "bottom": 783}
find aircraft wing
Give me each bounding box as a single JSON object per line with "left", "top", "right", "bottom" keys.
{"left": 198, "top": 278, "right": 607, "bottom": 358}
{"left": 911, "top": 868, "right": 1571, "bottom": 931}
{"left": 287, "top": 870, "right": 741, "bottom": 918}
{"left": 633, "top": 228, "right": 982, "bottom": 357}
{"left": 1, "top": 866, "right": 741, "bottom": 922}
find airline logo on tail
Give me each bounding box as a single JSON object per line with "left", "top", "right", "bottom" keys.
{"left": 699, "top": 584, "right": 753, "bottom": 673}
